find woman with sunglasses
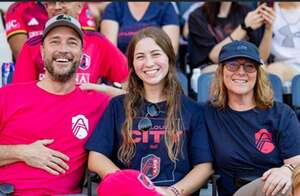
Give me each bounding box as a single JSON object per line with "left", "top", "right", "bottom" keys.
{"left": 203, "top": 40, "right": 300, "bottom": 196}
{"left": 86, "top": 27, "right": 213, "bottom": 196}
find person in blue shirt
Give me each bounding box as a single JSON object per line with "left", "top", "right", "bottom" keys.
{"left": 100, "top": 2, "right": 180, "bottom": 55}
{"left": 203, "top": 40, "right": 300, "bottom": 196}
{"left": 86, "top": 27, "right": 213, "bottom": 196}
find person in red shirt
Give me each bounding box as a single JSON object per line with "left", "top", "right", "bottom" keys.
{"left": 5, "top": 2, "right": 96, "bottom": 59}
{"left": 13, "top": 2, "right": 128, "bottom": 96}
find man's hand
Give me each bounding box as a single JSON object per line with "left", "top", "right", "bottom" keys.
{"left": 21, "top": 139, "right": 70, "bottom": 175}
{"left": 261, "top": 166, "right": 292, "bottom": 196}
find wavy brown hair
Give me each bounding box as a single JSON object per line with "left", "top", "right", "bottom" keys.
{"left": 210, "top": 63, "right": 273, "bottom": 109}
{"left": 118, "top": 27, "right": 183, "bottom": 165}
{"left": 292, "top": 164, "right": 300, "bottom": 194}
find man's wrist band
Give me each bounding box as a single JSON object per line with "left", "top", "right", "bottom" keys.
{"left": 168, "top": 186, "right": 182, "bottom": 196}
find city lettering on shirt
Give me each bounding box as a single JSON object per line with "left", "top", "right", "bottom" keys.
{"left": 132, "top": 130, "right": 183, "bottom": 144}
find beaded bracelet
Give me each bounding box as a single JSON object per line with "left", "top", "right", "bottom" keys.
{"left": 168, "top": 186, "right": 182, "bottom": 196}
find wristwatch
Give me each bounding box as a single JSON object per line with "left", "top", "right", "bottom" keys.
{"left": 241, "top": 21, "right": 253, "bottom": 35}
{"left": 112, "top": 82, "right": 122, "bottom": 89}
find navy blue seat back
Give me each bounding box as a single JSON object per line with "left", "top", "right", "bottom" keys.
{"left": 197, "top": 72, "right": 214, "bottom": 103}
{"left": 177, "top": 71, "right": 188, "bottom": 95}
{"left": 268, "top": 73, "right": 283, "bottom": 103}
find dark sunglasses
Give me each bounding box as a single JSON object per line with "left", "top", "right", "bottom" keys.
{"left": 223, "top": 61, "right": 258, "bottom": 73}
{"left": 138, "top": 103, "right": 161, "bottom": 131}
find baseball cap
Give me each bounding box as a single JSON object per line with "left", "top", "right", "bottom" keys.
{"left": 219, "top": 41, "right": 263, "bottom": 65}
{"left": 97, "top": 169, "right": 162, "bottom": 196}
{"left": 42, "top": 14, "right": 83, "bottom": 44}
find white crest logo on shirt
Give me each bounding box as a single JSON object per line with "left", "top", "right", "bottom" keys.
{"left": 28, "top": 18, "right": 39, "bottom": 26}
{"left": 72, "top": 114, "right": 89, "bottom": 139}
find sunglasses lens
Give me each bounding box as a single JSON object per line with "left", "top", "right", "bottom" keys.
{"left": 225, "top": 62, "right": 239, "bottom": 72}
{"left": 138, "top": 117, "right": 152, "bottom": 131}
{"left": 147, "top": 104, "right": 160, "bottom": 117}
{"left": 225, "top": 61, "right": 257, "bottom": 73}
{"left": 244, "top": 64, "right": 256, "bottom": 73}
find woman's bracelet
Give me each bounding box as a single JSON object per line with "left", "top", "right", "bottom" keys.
{"left": 283, "top": 164, "right": 295, "bottom": 172}
{"left": 167, "top": 186, "right": 182, "bottom": 196}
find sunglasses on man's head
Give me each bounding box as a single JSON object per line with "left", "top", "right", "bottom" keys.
{"left": 138, "top": 103, "right": 161, "bottom": 131}
{"left": 223, "top": 60, "right": 258, "bottom": 73}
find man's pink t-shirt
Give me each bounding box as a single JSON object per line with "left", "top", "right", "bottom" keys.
{"left": 0, "top": 82, "right": 110, "bottom": 195}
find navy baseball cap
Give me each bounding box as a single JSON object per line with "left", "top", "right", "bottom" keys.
{"left": 219, "top": 41, "right": 263, "bottom": 65}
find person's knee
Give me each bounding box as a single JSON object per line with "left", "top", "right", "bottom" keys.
{"left": 266, "top": 62, "right": 298, "bottom": 82}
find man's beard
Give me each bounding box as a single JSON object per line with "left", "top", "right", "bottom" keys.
{"left": 45, "top": 59, "right": 79, "bottom": 83}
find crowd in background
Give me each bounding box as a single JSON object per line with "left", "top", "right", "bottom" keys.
{"left": 1, "top": 2, "right": 300, "bottom": 102}
{"left": 0, "top": 1, "right": 300, "bottom": 196}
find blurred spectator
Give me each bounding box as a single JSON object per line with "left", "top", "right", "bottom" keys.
{"left": 5, "top": 2, "right": 47, "bottom": 60}
{"left": 188, "top": 2, "right": 275, "bottom": 73}
{"left": 178, "top": 2, "right": 204, "bottom": 40}
{"left": 176, "top": 2, "right": 203, "bottom": 73}
{"left": 5, "top": 2, "right": 96, "bottom": 59}
{"left": 13, "top": 2, "right": 128, "bottom": 97}
{"left": 266, "top": 2, "right": 300, "bottom": 84}
{"left": 44, "top": 2, "right": 97, "bottom": 31}
{"left": 87, "top": 2, "right": 111, "bottom": 31}
{"left": 101, "top": 2, "right": 180, "bottom": 54}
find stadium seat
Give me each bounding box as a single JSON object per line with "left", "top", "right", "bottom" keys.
{"left": 291, "top": 74, "right": 300, "bottom": 120}
{"left": 292, "top": 74, "right": 300, "bottom": 107}
{"left": 197, "top": 72, "right": 214, "bottom": 104}
{"left": 268, "top": 73, "right": 283, "bottom": 102}
{"left": 177, "top": 71, "right": 188, "bottom": 95}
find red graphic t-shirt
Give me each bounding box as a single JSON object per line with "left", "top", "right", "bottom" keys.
{"left": 5, "top": 2, "right": 96, "bottom": 39}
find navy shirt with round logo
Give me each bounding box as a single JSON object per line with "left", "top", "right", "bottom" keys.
{"left": 203, "top": 102, "right": 300, "bottom": 196}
